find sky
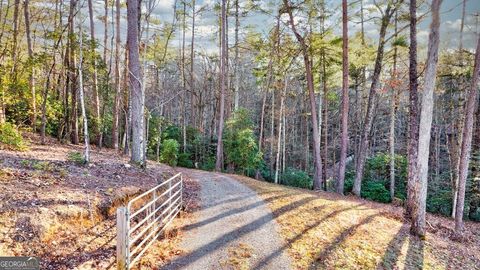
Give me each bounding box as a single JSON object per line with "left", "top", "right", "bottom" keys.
{"left": 84, "top": 0, "right": 480, "bottom": 55}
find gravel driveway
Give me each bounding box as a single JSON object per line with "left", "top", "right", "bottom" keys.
{"left": 163, "top": 169, "right": 292, "bottom": 270}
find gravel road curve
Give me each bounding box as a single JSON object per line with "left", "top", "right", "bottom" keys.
{"left": 163, "top": 169, "right": 292, "bottom": 270}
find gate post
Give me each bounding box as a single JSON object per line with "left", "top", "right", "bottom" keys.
{"left": 117, "top": 207, "right": 128, "bottom": 270}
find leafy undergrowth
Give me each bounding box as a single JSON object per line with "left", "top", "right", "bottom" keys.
{"left": 0, "top": 133, "right": 200, "bottom": 269}
{"left": 232, "top": 175, "right": 480, "bottom": 270}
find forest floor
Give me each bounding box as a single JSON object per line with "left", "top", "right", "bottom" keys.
{"left": 232, "top": 175, "right": 480, "bottom": 270}
{"left": 2, "top": 134, "right": 480, "bottom": 270}
{"left": 0, "top": 133, "right": 200, "bottom": 269}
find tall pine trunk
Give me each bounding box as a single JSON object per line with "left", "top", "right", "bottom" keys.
{"left": 87, "top": 0, "right": 101, "bottom": 146}
{"left": 411, "top": 0, "right": 442, "bottom": 237}
{"left": 337, "top": 0, "right": 349, "bottom": 194}
{"left": 77, "top": 5, "right": 90, "bottom": 163}
{"left": 275, "top": 77, "right": 287, "bottom": 184}
{"left": 353, "top": 4, "right": 395, "bottom": 196}
{"left": 24, "top": 0, "right": 36, "bottom": 131}
{"left": 406, "top": 0, "right": 420, "bottom": 218}
{"left": 68, "top": 0, "right": 79, "bottom": 145}
{"left": 215, "top": 0, "right": 227, "bottom": 171}
{"left": 127, "top": 0, "right": 144, "bottom": 165}
{"left": 284, "top": 0, "right": 323, "bottom": 190}
{"left": 112, "top": 0, "right": 121, "bottom": 150}
{"left": 233, "top": 0, "right": 240, "bottom": 110}
{"left": 454, "top": 34, "right": 480, "bottom": 237}
{"left": 390, "top": 11, "right": 399, "bottom": 200}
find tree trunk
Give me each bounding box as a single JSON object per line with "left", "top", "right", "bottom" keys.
{"left": 215, "top": 0, "right": 227, "bottom": 171}
{"left": 190, "top": 0, "right": 196, "bottom": 128}
{"left": 469, "top": 90, "right": 480, "bottom": 221}
{"left": 127, "top": 0, "right": 144, "bottom": 166}
{"left": 322, "top": 56, "right": 328, "bottom": 190}
{"left": 181, "top": 2, "right": 187, "bottom": 153}
{"left": 275, "top": 77, "right": 287, "bottom": 184}
{"left": 11, "top": 0, "right": 20, "bottom": 82}
{"left": 142, "top": 0, "right": 154, "bottom": 167}
{"left": 270, "top": 85, "right": 275, "bottom": 177}
{"left": 411, "top": 0, "right": 442, "bottom": 237}
{"left": 233, "top": 0, "right": 240, "bottom": 110}
{"left": 459, "top": 0, "right": 466, "bottom": 53}
{"left": 284, "top": 0, "right": 323, "bottom": 190}
{"left": 390, "top": 11, "right": 399, "bottom": 201}
{"left": 112, "top": 0, "right": 121, "bottom": 150}
{"left": 77, "top": 6, "right": 90, "bottom": 163}
{"left": 406, "top": 0, "right": 420, "bottom": 218}
{"left": 69, "top": 0, "right": 79, "bottom": 145}
{"left": 337, "top": 0, "right": 349, "bottom": 194}
{"left": 24, "top": 0, "right": 36, "bottom": 131}
{"left": 123, "top": 40, "right": 131, "bottom": 155}
{"left": 454, "top": 33, "right": 480, "bottom": 237}
{"left": 353, "top": 4, "right": 395, "bottom": 196}
{"left": 87, "top": 0, "right": 101, "bottom": 146}
{"left": 103, "top": 0, "right": 108, "bottom": 62}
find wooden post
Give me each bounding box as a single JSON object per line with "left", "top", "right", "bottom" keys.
{"left": 117, "top": 207, "right": 128, "bottom": 270}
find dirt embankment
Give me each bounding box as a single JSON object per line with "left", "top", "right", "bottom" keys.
{"left": 0, "top": 133, "right": 200, "bottom": 269}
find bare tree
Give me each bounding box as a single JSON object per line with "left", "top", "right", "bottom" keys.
{"left": 283, "top": 0, "right": 323, "bottom": 189}
{"left": 275, "top": 76, "right": 287, "bottom": 184}
{"left": 103, "top": 0, "right": 109, "bottom": 62}
{"left": 406, "top": 0, "right": 420, "bottom": 218}
{"left": 190, "top": 0, "right": 196, "bottom": 127}
{"left": 411, "top": 0, "right": 442, "bottom": 237}
{"left": 215, "top": 0, "right": 227, "bottom": 171}
{"left": 127, "top": 0, "right": 145, "bottom": 165}
{"left": 390, "top": 11, "right": 399, "bottom": 201}
{"left": 337, "top": 0, "right": 349, "bottom": 194}
{"left": 233, "top": 0, "right": 240, "bottom": 110}
{"left": 68, "top": 0, "right": 79, "bottom": 145}
{"left": 24, "top": 0, "right": 36, "bottom": 131}
{"left": 112, "top": 0, "right": 121, "bottom": 150}
{"left": 454, "top": 33, "right": 480, "bottom": 237}
{"left": 77, "top": 4, "right": 90, "bottom": 163}
{"left": 353, "top": 2, "right": 398, "bottom": 196}
{"left": 87, "top": 0, "right": 101, "bottom": 146}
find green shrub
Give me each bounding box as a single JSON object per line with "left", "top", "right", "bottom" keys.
{"left": 68, "top": 151, "right": 86, "bottom": 165}
{"left": 32, "top": 161, "right": 54, "bottom": 171}
{"left": 224, "top": 109, "right": 263, "bottom": 173}
{"left": 178, "top": 152, "right": 194, "bottom": 168}
{"left": 160, "top": 139, "right": 179, "bottom": 166}
{"left": 427, "top": 189, "right": 452, "bottom": 217}
{"left": 281, "top": 168, "right": 312, "bottom": 189}
{"left": 344, "top": 171, "right": 355, "bottom": 193}
{"left": 361, "top": 182, "right": 391, "bottom": 203}
{"left": 200, "top": 157, "right": 216, "bottom": 171}
{"left": 0, "top": 122, "right": 27, "bottom": 150}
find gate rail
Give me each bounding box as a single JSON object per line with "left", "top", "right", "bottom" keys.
{"left": 117, "top": 172, "right": 183, "bottom": 269}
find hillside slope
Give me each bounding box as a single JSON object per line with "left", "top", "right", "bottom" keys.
{"left": 232, "top": 175, "right": 480, "bottom": 270}
{"left": 0, "top": 133, "right": 199, "bottom": 269}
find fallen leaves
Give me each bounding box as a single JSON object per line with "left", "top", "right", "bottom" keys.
{"left": 0, "top": 132, "right": 200, "bottom": 269}
{"left": 233, "top": 175, "right": 480, "bottom": 270}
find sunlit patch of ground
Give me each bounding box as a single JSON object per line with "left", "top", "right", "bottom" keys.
{"left": 232, "top": 175, "right": 480, "bottom": 270}
{"left": 219, "top": 242, "right": 255, "bottom": 270}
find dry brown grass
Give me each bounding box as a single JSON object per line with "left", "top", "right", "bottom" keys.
{"left": 0, "top": 133, "right": 201, "bottom": 269}
{"left": 220, "top": 243, "right": 255, "bottom": 270}
{"left": 232, "top": 175, "right": 480, "bottom": 270}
